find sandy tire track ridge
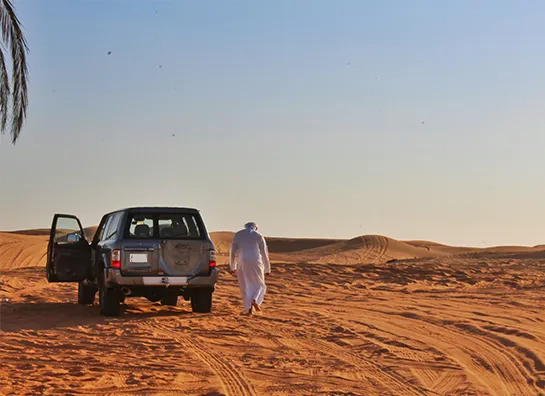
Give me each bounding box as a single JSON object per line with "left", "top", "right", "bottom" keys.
{"left": 365, "top": 235, "right": 390, "bottom": 264}
{"left": 304, "top": 337, "right": 425, "bottom": 395}
{"left": 183, "top": 337, "right": 257, "bottom": 396}
{"left": 144, "top": 321, "right": 257, "bottom": 396}
{"left": 368, "top": 308, "right": 545, "bottom": 395}
{"left": 260, "top": 317, "right": 426, "bottom": 395}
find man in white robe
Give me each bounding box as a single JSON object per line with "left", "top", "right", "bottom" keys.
{"left": 230, "top": 222, "right": 271, "bottom": 314}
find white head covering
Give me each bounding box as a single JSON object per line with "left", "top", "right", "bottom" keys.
{"left": 244, "top": 222, "right": 258, "bottom": 231}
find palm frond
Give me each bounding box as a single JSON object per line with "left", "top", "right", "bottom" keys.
{"left": 0, "top": 44, "right": 10, "bottom": 132}
{"left": 0, "top": 0, "right": 28, "bottom": 144}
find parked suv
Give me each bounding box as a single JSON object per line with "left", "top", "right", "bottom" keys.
{"left": 45, "top": 207, "right": 218, "bottom": 317}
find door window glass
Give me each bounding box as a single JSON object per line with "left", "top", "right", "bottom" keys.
{"left": 54, "top": 217, "right": 82, "bottom": 244}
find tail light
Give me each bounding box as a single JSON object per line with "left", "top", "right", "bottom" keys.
{"left": 209, "top": 250, "right": 216, "bottom": 268}
{"left": 111, "top": 249, "right": 121, "bottom": 269}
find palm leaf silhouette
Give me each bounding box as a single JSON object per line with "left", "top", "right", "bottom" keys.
{"left": 0, "top": 0, "right": 28, "bottom": 144}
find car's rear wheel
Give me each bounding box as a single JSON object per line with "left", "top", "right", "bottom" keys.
{"left": 78, "top": 281, "right": 97, "bottom": 305}
{"left": 191, "top": 289, "right": 213, "bottom": 313}
{"left": 99, "top": 286, "right": 121, "bottom": 317}
{"left": 160, "top": 295, "right": 178, "bottom": 306}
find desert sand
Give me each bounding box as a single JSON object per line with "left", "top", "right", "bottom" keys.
{"left": 1, "top": 229, "right": 545, "bottom": 395}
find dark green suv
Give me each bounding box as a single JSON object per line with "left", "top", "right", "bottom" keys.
{"left": 45, "top": 207, "right": 218, "bottom": 317}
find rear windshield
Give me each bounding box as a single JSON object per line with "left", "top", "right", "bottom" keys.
{"left": 124, "top": 212, "right": 204, "bottom": 239}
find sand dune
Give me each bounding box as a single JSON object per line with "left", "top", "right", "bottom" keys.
{"left": 210, "top": 231, "right": 342, "bottom": 256}
{"left": 0, "top": 233, "right": 48, "bottom": 270}
{"left": 475, "top": 245, "right": 544, "bottom": 254}
{"left": 288, "top": 235, "right": 448, "bottom": 264}
{"left": 1, "top": 229, "right": 545, "bottom": 395}
{"left": 0, "top": 226, "right": 97, "bottom": 271}
{"left": 7, "top": 226, "right": 97, "bottom": 237}
{"left": 403, "top": 240, "right": 476, "bottom": 255}
{"left": 2, "top": 228, "right": 544, "bottom": 272}
{"left": 83, "top": 226, "right": 98, "bottom": 240}
{"left": 213, "top": 232, "right": 483, "bottom": 264}
{"left": 209, "top": 231, "right": 237, "bottom": 254}
{"left": 5, "top": 228, "right": 51, "bottom": 236}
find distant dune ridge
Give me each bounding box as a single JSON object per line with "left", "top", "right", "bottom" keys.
{"left": 2, "top": 227, "right": 543, "bottom": 271}
{"left": 210, "top": 231, "right": 545, "bottom": 264}
{"left": 4, "top": 226, "right": 98, "bottom": 239}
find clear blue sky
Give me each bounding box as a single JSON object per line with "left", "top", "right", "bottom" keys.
{"left": 1, "top": 0, "right": 545, "bottom": 247}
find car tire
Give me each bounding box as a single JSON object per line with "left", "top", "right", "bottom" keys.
{"left": 190, "top": 289, "right": 213, "bottom": 313}
{"left": 160, "top": 295, "right": 178, "bottom": 306}
{"left": 46, "top": 264, "right": 57, "bottom": 282}
{"left": 99, "top": 286, "right": 121, "bottom": 317}
{"left": 78, "top": 281, "right": 97, "bottom": 305}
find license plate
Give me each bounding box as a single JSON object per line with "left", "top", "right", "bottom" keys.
{"left": 142, "top": 276, "right": 188, "bottom": 285}
{"left": 129, "top": 253, "right": 148, "bottom": 263}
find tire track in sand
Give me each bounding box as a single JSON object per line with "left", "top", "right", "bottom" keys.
{"left": 143, "top": 321, "right": 257, "bottom": 396}
{"left": 365, "top": 235, "right": 390, "bottom": 264}
{"left": 281, "top": 336, "right": 425, "bottom": 395}
{"left": 183, "top": 337, "right": 257, "bottom": 396}
{"left": 303, "top": 299, "right": 540, "bottom": 395}
{"left": 313, "top": 235, "right": 392, "bottom": 265}
{"left": 363, "top": 308, "right": 542, "bottom": 395}
{"left": 350, "top": 235, "right": 390, "bottom": 265}
{"left": 0, "top": 356, "right": 187, "bottom": 375}
{"left": 295, "top": 307, "right": 466, "bottom": 395}
{"left": 257, "top": 319, "right": 425, "bottom": 396}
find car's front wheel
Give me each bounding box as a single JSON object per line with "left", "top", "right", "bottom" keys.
{"left": 190, "top": 289, "right": 213, "bottom": 313}
{"left": 99, "top": 285, "right": 121, "bottom": 317}
{"left": 45, "top": 263, "right": 57, "bottom": 282}
{"left": 78, "top": 281, "right": 97, "bottom": 305}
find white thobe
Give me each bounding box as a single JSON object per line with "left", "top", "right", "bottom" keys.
{"left": 229, "top": 228, "right": 271, "bottom": 312}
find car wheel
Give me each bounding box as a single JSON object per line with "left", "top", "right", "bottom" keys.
{"left": 99, "top": 285, "right": 121, "bottom": 317}
{"left": 160, "top": 295, "right": 178, "bottom": 306}
{"left": 78, "top": 281, "right": 97, "bottom": 305}
{"left": 190, "top": 289, "right": 213, "bottom": 313}
{"left": 45, "top": 264, "right": 57, "bottom": 282}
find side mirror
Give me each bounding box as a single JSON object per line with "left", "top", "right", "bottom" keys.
{"left": 67, "top": 233, "right": 81, "bottom": 243}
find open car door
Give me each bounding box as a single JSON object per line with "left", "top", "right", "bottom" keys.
{"left": 46, "top": 214, "right": 91, "bottom": 282}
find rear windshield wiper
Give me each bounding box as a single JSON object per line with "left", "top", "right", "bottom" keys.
{"left": 105, "top": 231, "right": 117, "bottom": 240}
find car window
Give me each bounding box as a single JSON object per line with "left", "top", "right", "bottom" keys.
{"left": 54, "top": 217, "right": 83, "bottom": 244}
{"left": 98, "top": 215, "right": 112, "bottom": 242}
{"left": 127, "top": 214, "right": 154, "bottom": 238}
{"left": 124, "top": 213, "right": 204, "bottom": 239}
{"left": 104, "top": 213, "right": 122, "bottom": 240}
{"left": 95, "top": 216, "right": 109, "bottom": 242}
{"left": 159, "top": 214, "right": 202, "bottom": 239}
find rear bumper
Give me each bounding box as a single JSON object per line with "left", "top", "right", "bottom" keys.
{"left": 104, "top": 267, "right": 219, "bottom": 288}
